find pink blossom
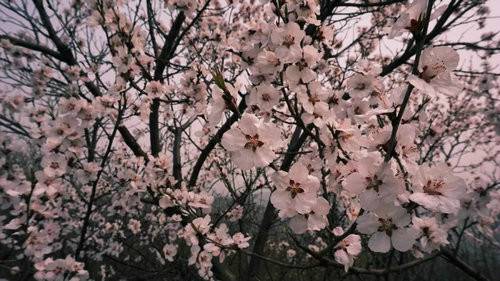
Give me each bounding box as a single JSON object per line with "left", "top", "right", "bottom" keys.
{"left": 409, "top": 163, "right": 467, "bottom": 214}
{"left": 221, "top": 113, "right": 282, "bottom": 170}
{"left": 334, "top": 234, "right": 362, "bottom": 271}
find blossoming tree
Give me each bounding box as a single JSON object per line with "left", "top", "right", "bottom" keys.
{"left": 0, "top": 0, "right": 499, "bottom": 280}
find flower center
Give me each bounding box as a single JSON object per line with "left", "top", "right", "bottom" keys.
{"left": 244, "top": 134, "right": 264, "bottom": 152}
{"left": 287, "top": 179, "right": 304, "bottom": 198}
{"left": 339, "top": 131, "right": 353, "bottom": 142}
{"left": 308, "top": 94, "right": 320, "bottom": 105}
{"left": 365, "top": 175, "right": 383, "bottom": 192}
{"left": 422, "top": 226, "right": 431, "bottom": 237}
{"left": 423, "top": 179, "right": 445, "bottom": 195}
{"left": 377, "top": 218, "right": 397, "bottom": 235}
{"left": 267, "top": 55, "right": 280, "bottom": 66}
{"left": 354, "top": 82, "right": 367, "bottom": 91}
{"left": 296, "top": 57, "right": 309, "bottom": 70}
{"left": 283, "top": 34, "right": 295, "bottom": 48}
{"left": 420, "top": 64, "right": 446, "bottom": 82}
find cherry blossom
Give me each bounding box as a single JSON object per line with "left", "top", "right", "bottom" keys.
{"left": 127, "top": 219, "right": 141, "bottom": 234}
{"left": 271, "top": 162, "right": 321, "bottom": 216}
{"left": 221, "top": 113, "right": 282, "bottom": 170}
{"left": 34, "top": 256, "right": 88, "bottom": 281}
{"left": 412, "top": 216, "right": 449, "bottom": 254}
{"left": 233, "top": 232, "right": 251, "bottom": 249}
{"left": 41, "top": 154, "right": 67, "bottom": 178}
{"left": 343, "top": 157, "right": 403, "bottom": 211}
{"left": 389, "top": 0, "right": 447, "bottom": 38}
{"left": 246, "top": 83, "right": 281, "bottom": 112}
{"left": 271, "top": 22, "right": 305, "bottom": 64}
{"left": 408, "top": 46, "right": 460, "bottom": 95}
{"left": 357, "top": 206, "right": 418, "bottom": 253}
{"left": 0, "top": 1, "right": 497, "bottom": 280}
{"left": 285, "top": 45, "right": 321, "bottom": 86}
{"left": 346, "top": 73, "right": 384, "bottom": 100}
{"left": 227, "top": 204, "right": 244, "bottom": 222}
{"left": 287, "top": 197, "right": 330, "bottom": 234}
{"left": 334, "top": 234, "right": 362, "bottom": 271}
{"left": 296, "top": 81, "right": 329, "bottom": 115}
{"left": 409, "top": 163, "right": 467, "bottom": 214}
{"left": 163, "top": 244, "right": 178, "bottom": 262}
{"left": 208, "top": 86, "right": 238, "bottom": 125}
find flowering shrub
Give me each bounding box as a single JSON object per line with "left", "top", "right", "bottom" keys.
{"left": 0, "top": 0, "right": 498, "bottom": 280}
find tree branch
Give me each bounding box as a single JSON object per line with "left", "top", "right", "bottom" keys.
{"left": 150, "top": 11, "right": 186, "bottom": 157}
{"left": 188, "top": 99, "right": 247, "bottom": 187}
{"left": 441, "top": 249, "right": 491, "bottom": 281}
{"left": 245, "top": 125, "right": 312, "bottom": 281}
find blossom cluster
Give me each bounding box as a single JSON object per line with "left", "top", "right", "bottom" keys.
{"left": 213, "top": 0, "right": 485, "bottom": 271}
{"left": 0, "top": 0, "right": 497, "bottom": 280}
{"left": 34, "top": 256, "right": 88, "bottom": 281}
